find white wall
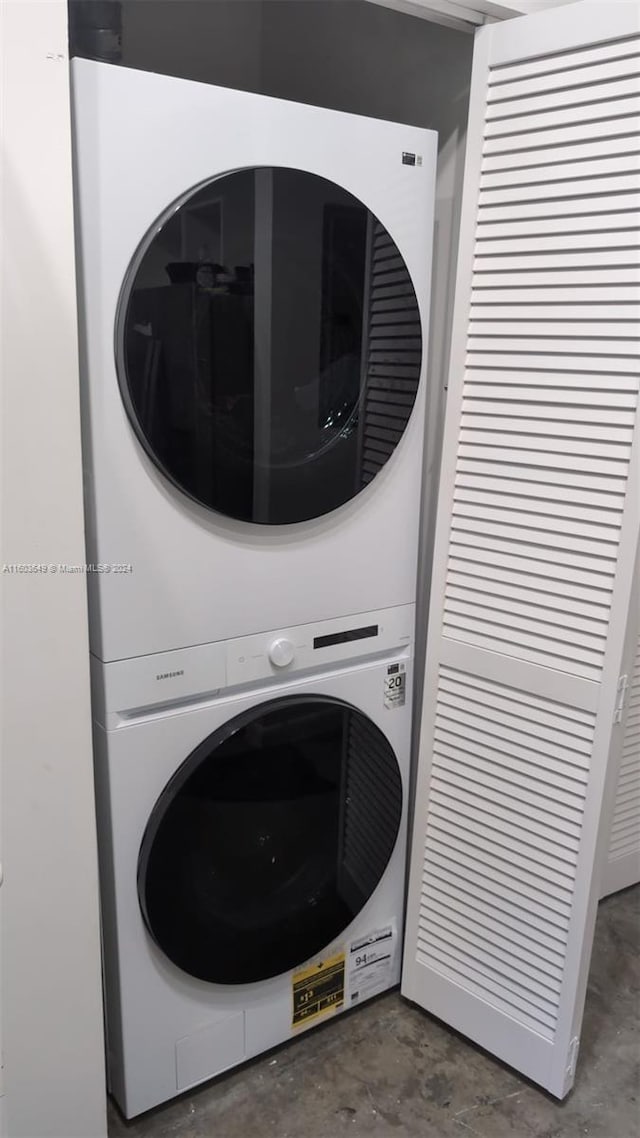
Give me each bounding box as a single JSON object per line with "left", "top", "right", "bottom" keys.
{"left": 0, "top": 2, "right": 107, "bottom": 1135}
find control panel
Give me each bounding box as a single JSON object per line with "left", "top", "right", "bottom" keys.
{"left": 225, "top": 606, "right": 413, "bottom": 687}
{"left": 93, "top": 603, "right": 414, "bottom": 727}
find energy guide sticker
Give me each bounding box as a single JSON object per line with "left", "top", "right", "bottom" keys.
{"left": 384, "top": 662, "right": 406, "bottom": 708}
{"left": 292, "top": 949, "right": 345, "bottom": 1029}
{"left": 347, "top": 921, "right": 397, "bottom": 1004}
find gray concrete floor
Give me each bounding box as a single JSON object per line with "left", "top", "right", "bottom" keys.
{"left": 109, "top": 886, "right": 639, "bottom": 1138}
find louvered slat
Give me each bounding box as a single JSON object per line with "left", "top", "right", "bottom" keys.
{"left": 481, "top": 155, "right": 640, "bottom": 192}
{"left": 485, "top": 108, "right": 640, "bottom": 146}
{"left": 482, "top": 137, "right": 640, "bottom": 173}
{"left": 489, "top": 36, "right": 640, "bottom": 83}
{"left": 465, "top": 350, "right": 638, "bottom": 373}
{"left": 480, "top": 177, "right": 640, "bottom": 210}
{"left": 488, "top": 39, "right": 640, "bottom": 86}
{"left": 476, "top": 241, "right": 640, "bottom": 265}
{"left": 470, "top": 287, "right": 640, "bottom": 304}
{"left": 469, "top": 321, "right": 640, "bottom": 339}
{"left": 486, "top": 77, "right": 640, "bottom": 119}
{"left": 481, "top": 224, "right": 638, "bottom": 255}
{"left": 477, "top": 193, "right": 640, "bottom": 223}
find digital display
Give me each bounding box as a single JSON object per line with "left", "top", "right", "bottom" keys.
{"left": 313, "top": 625, "right": 379, "bottom": 650}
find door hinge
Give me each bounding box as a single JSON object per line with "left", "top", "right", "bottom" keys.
{"left": 614, "top": 674, "right": 629, "bottom": 725}
{"left": 566, "top": 1036, "right": 580, "bottom": 1079}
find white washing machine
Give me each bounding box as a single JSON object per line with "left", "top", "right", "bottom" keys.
{"left": 91, "top": 604, "right": 414, "bottom": 1117}
{"left": 71, "top": 59, "right": 437, "bottom": 662}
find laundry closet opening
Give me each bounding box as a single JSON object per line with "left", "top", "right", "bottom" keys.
{"left": 68, "top": 0, "right": 475, "bottom": 1121}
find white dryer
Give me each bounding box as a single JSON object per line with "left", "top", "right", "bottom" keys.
{"left": 71, "top": 60, "right": 437, "bottom": 662}
{"left": 91, "top": 605, "right": 414, "bottom": 1117}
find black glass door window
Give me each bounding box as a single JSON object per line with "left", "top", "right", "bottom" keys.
{"left": 137, "top": 697, "right": 403, "bottom": 985}
{"left": 118, "top": 168, "right": 422, "bottom": 524}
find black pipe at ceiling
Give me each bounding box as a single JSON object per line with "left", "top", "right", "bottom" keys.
{"left": 68, "top": 1, "right": 122, "bottom": 63}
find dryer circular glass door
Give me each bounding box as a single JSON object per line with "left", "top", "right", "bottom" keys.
{"left": 117, "top": 168, "right": 422, "bottom": 524}
{"left": 137, "top": 696, "right": 403, "bottom": 985}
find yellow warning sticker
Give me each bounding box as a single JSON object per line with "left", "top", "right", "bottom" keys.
{"left": 292, "top": 949, "right": 345, "bottom": 1029}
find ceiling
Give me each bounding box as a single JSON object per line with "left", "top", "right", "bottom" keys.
{"left": 364, "top": 0, "right": 580, "bottom": 33}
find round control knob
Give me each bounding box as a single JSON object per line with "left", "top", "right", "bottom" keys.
{"left": 268, "top": 637, "right": 295, "bottom": 668}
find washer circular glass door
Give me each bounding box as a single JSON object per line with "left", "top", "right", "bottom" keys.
{"left": 118, "top": 168, "right": 422, "bottom": 524}
{"left": 137, "top": 696, "right": 403, "bottom": 985}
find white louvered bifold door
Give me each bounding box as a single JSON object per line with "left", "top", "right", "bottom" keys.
{"left": 601, "top": 545, "right": 640, "bottom": 898}
{"left": 402, "top": 1, "right": 640, "bottom": 1100}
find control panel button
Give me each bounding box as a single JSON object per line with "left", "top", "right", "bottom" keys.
{"left": 268, "top": 638, "right": 295, "bottom": 668}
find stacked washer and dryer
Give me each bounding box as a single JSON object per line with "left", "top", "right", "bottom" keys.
{"left": 72, "top": 58, "right": 436, "bottom": 1118}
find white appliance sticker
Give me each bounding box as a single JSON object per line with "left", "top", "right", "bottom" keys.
{"left": 384, "top": 663, "right": 406, "bottom": 709}
{"left": 347, "top": 921, "right": 397, "bottom": 1005}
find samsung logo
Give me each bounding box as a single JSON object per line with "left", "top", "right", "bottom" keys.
{"left": 156, "top": 670, "right": 184, "bottom": 681}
